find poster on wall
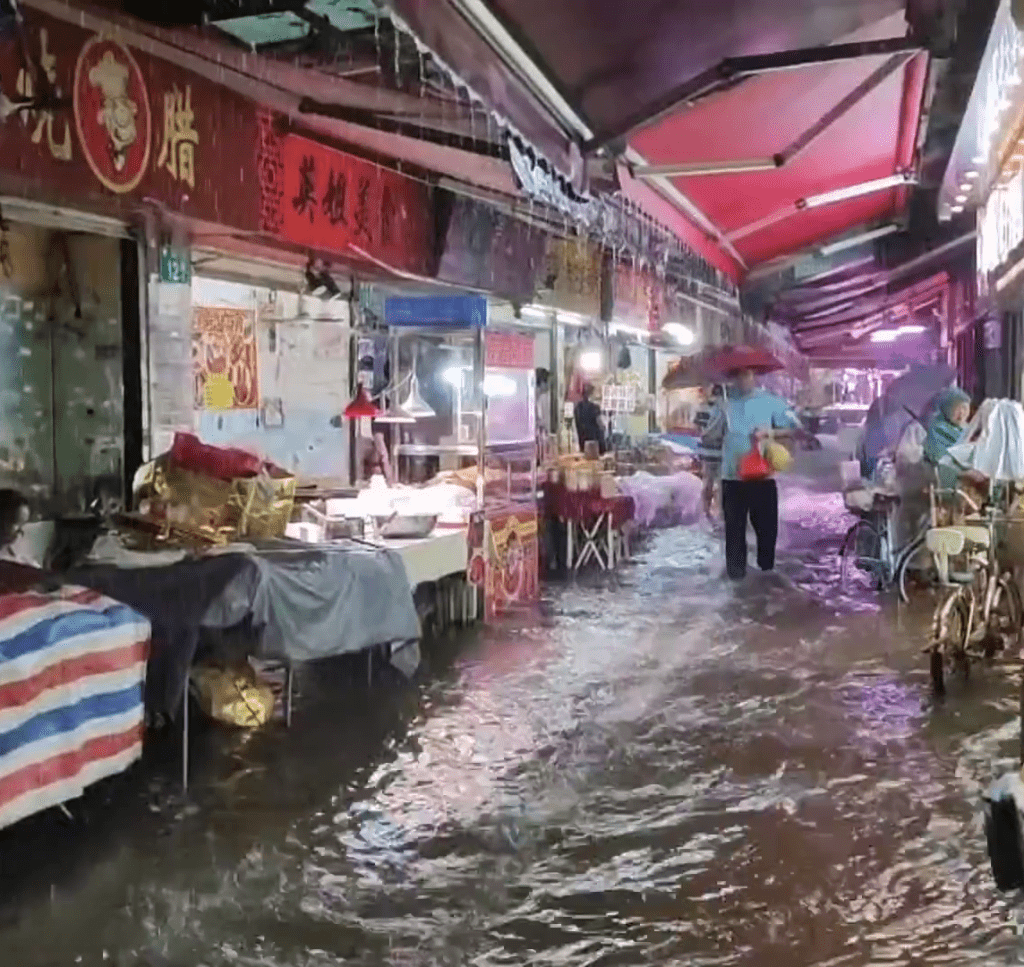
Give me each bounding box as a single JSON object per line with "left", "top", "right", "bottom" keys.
{"left": 193, "top": 307, "right": 260, "bottom": 410}
{"left": 485, "top": 508, "right": 539, "bottom": 620}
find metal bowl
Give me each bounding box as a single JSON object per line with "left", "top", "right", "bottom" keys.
{"left": 375, "top": 514, "right": 438, "bottom": 539}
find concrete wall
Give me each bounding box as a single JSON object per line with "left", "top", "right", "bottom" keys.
{"left": 190, "top": 277, "right": 351, "bottom": 480}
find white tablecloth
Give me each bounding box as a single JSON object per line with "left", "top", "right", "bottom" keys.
{"left": 377, "top": 529, "right": 469, "bottom": 587}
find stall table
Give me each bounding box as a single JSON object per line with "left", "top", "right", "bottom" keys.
{"left": 372, "top": 526, "right": 478, "bottom": 631}
{"left": 542, "top": 484, "right": 635, "bottom": 572}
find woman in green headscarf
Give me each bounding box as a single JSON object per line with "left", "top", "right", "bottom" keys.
{"left": 923, "top": 387, "right": 975, "bottom": 491}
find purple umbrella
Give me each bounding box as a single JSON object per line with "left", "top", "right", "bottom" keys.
{"left": 862, "top": 363, "right": 956, "bottom": 460}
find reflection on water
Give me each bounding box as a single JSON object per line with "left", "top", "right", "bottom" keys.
{"left": 1, "top": 457, "right": 1023, "bottom": 966}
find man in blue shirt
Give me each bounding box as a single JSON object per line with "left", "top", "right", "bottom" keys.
{"left": 718, "top": 368, "right": 800, "bottom": 580}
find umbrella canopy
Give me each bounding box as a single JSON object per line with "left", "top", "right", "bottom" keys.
{"left": 706, "top": 345, "right": 784, "bottom": 378}
{"left": 662, "top": 349, "right": 717, "bottom": 390}
{"left": 861, "top": 363, "right": 955, "bottom": 460}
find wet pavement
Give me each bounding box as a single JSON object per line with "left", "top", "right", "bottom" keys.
{"left": 2, "top": 450, "right": 1024, "bottom": 966}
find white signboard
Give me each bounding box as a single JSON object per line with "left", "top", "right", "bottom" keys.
{"left": 978, "top": 166, "right": 1024, "bottom": 291}
{"left": 976, "top": 3, "right": 1024, "bottom": 161}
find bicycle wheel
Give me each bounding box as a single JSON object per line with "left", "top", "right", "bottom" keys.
{"left": 840, "top": 520, "right": 888, "bottom": 593}
{"left": 929, "top": 588, "right": 972, "bottom": 696}
{"left": 895, "top": 532, "right": 930, "bottom": 605}
{"left": 984, "top": 575, "right": 1024, "bottom": 658}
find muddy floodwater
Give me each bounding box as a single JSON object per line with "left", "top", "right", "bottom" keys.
{"left": 2, "top": 451, "right": 1024, "bottom": 966}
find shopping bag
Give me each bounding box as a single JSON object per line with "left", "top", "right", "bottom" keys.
{"left": 764, "top": 441, "right": 793, "bottom": 473}
{"left": 739, "top": 443, "right": 772, "bottom": 480}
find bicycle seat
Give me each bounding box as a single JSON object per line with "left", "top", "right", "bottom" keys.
{"left": 926, "top": 527, "right": 983, "bottom": 585}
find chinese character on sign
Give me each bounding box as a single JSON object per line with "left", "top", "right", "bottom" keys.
{"left": 292, "top": 155, "right": 317, "bottom": 222}
{"left": 353, "top": 175, "right": 372, "bottom": 241}
{"left": 16, "top": 28, "right": 73, "bottom": 162}
{"left": 380, "top": 183, "right": 395, "bottom": 249}
{"left": 322, "top": 168, "right": 347, "bottom": 225}
{"left": 156, "top": 85, "right": 198, "bottom": 188}
{"left": 0, "top": 202, "right": 11, "bottom": 279}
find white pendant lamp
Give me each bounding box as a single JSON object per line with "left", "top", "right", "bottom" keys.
{"left": 400, "top": 371, "right": 435, "bottom": 419}
{"left": 374, "top": 399, "right": 417, "bottom": 424}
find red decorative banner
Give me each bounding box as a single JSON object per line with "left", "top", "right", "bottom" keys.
{"left": 193, "top": 307, "right": 260, "bottom": 411}
{"left": 259, "top": 128, "right": 432, "bottom": 276}
{"left": 0, "top": 11, "right": 260, "bottom": 231}
{"left": 485, "top": 508, "right": 539, "bottom": 621}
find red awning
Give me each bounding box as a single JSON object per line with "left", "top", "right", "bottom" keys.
{"left": 627, "top": 15, "right": 929, "bottom": 271}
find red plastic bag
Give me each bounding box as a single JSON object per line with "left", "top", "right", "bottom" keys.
{"left": 169, "top": 432, "right": 262, "bottom": 481}
{"left": 739, "top": 443, "right": 772, "bottom": 481}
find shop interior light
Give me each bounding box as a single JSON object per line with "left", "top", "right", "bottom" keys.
{"left": 870, "top": 330, "right": 900, "bottom": 343}
{"left": 443, "top": 366, "right": 465, "bottom": 387}
{"left": 819, "top": 224, "right": 899, "bottom": 256}
{"left": 966, "top": 171, "right": 980, "bottom": 179}
{"left": 399, "top": 372, "right": 436, "bottom": 419}
{"left": 579, "top": 349, "right": 603, "bottom": 373}
{"left": 557, "top": 310, "right": 588, "bottom": 327}
{"left": 520, "top": 305, "right": 549, "bottom": 319}
{"left": 343, "top": 384, "right": 380, "bottom": 419}
{"left": 951, "top": 205, "right": 965, "bottom": 213}
{"left": 662, "top": 322, "right": 695, "bottom": 346}
{"left": 803, "top": 174, "right": 916, "bottom": 209}
{"left": 483, "top": 373, "right": 516, "bottom": 397}
{"left": 899, "top": 324, "right": 927, "bottom": 334}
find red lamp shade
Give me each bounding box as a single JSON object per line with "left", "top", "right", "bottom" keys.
{"left": 343, "top": 385, "right": 379, "bottom": 419}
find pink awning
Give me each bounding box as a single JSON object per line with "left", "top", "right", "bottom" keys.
{"left": 627, "top": 17, "right": 929, "bottom": 272}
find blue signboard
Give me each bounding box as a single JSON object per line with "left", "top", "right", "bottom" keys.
{"left": 384, "top": 294, "right": 488, "bottom": 329}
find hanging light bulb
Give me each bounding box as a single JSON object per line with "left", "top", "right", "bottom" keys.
{"left": 343, "top": 384, "right": 380, "bottom": 419}
{"left": 400, "top": 372, "right": 435, "bottom": 419}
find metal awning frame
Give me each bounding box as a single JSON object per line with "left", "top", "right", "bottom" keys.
{"left": 589, "top": 36, "right": 924, "bottom": 153}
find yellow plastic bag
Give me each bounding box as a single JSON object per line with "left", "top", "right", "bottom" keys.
{"left": 764, "top": 441, "right": 793, "bottom": 473}
{"left": 190, "top": 664, "right": 275, "bottom": 728}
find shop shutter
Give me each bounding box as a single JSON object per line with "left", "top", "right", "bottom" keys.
{"left": 0, "top": 198, "right": 129, "bottom": 239}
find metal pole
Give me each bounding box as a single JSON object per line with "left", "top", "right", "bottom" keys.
{"left": 181, "top": 675, "right": 189, "bottom": 793}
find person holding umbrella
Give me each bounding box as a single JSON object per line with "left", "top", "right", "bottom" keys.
{"left": 714, "top": 351, "right": 800, "bottom": 580}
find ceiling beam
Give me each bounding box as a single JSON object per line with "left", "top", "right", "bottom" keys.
{"left": 792, "top": 271, "right": 948, "bottom": 333}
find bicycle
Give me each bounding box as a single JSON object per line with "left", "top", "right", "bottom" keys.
{"left": 926, "top": 503, "right": 1024, "bottom": 695}
{"left": 839, "top": 484, "right": 980, "bottom": 603}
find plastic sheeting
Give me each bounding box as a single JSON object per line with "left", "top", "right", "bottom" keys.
{"left": 68, "top": 541, "right": 420, "bottom": 717}
{"left": 945, "top": 399, "right": 1024, "bottom": 482}
{"left": 616, "top": 471, "right": 703, "bottom": 528}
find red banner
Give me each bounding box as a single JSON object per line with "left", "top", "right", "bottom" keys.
{"left": 0, "top": 11, "right": 259, "bottom": 231}
{"left": 485, "top": 332, "right": 534, "bottom": 370}
{"left": 259, "top": 128, "right": 432, "bottom": 276}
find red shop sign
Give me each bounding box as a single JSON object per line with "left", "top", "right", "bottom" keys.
{"left": 260, "top": 127, "right": 432, "bottom": 276}
{"left": 0, "top": 11, "right": 260, "bottom": 230}
{"left": 485, "top": 331, "right": 534, "bottom": 370}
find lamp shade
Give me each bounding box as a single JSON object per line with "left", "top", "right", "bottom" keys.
{"left": 399, "top": 374, "right": 435, "bottom": 419}
{"left": 343, "top": 384, "right": 379, "bottom": 419}
{"left": 374, "top": 400, "right": 416, "bottom": 424}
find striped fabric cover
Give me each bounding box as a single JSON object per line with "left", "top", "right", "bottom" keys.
{"left": 0, "top": 586, "right": 150, "bottom": 830}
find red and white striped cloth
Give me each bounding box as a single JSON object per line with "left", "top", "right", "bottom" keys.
{"left": 0, "top": 586, "right": 150, "bottom": 830}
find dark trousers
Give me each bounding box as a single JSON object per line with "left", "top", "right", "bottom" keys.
{"left": 721, "top": 479, "right": 779, "bottom": 579}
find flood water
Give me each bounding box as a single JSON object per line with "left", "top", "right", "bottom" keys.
{"left": 3, "top": 450, "right": 1024, "bottom": 966}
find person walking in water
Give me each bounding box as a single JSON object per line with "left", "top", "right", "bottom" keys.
{"left": 719, "top": 368, "right": 799, "bottom": 580}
